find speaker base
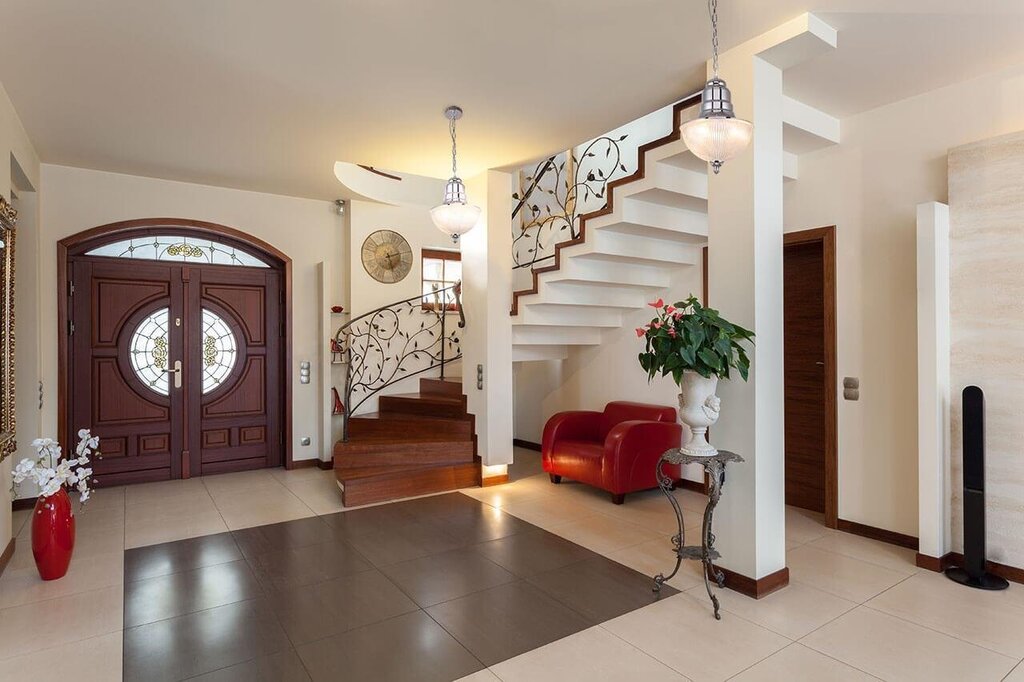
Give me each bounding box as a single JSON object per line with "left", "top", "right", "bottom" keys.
{"left": 945, "top": 566, "right": 1009, "bottom": 591}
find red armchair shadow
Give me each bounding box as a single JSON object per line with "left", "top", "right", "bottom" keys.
{"left": 541, "top": 401, "right": 682, "bottom": 504}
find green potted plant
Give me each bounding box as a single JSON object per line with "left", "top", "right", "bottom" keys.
{"left": 636, "top": 296, "right": 754, "bottom": 456}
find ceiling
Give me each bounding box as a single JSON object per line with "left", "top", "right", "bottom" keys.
{"left": 0, "top": 1, "right": 1021, "bottom": 200}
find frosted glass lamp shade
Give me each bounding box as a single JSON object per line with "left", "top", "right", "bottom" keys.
{"left": 680, "top": 115, "right": 753, "bottom": 174}
{"left": 430, "top": 201, "right": 481, "bottom": 241}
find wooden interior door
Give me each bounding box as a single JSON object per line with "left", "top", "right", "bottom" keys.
{"left": 783, "top": 239, "right": 827, "bottom": 513}
{"left": 187, "top": 264, "right": 282, "bottom": 476}
{"left": 70, "top": 259, "right": 185, "bottom": 486}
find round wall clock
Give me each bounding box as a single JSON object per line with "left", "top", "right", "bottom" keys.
{"left": 361, "top": 229, "right": 413, "bottom": 283}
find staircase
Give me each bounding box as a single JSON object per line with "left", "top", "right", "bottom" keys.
{"left": 510, "top": 96, "right": 709, "bottom": 362}
{"left": 333, "top": 376, "right": 480, "bottom": 506}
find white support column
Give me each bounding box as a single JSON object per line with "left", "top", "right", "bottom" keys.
{"left": 916, "top": 202, "right": 951, "bottom": 560}
{"left": 707, "top": 13, "right": 835, "bottom": 584}
{"left": 461, "top": 170, "right": 515, "bottom": 472}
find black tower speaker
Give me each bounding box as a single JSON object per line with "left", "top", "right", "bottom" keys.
{"left": 945, "top": 385, "right": 1009, "bottom": 590}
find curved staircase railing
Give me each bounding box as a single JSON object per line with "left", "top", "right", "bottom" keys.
{"left": 335, "top": 281, "right": 465, "bottom": 441}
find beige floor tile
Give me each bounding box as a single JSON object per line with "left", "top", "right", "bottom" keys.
{"left": 0, "top": 585, "right": 123, "bottom": 660}
{"left": 0, "top": 549, "right": 123, "bottom": 609}
{"left": 686, "top": 580, "right": 856, "bottom": 640}
{"left": 0, "top": 630, "right": 122, "bottom": 681}
{"left": 203, "top": 467, "right": 286, "bottom": 497}
{"left": 72, "top": 502, "right": 127, "bottom": 533}
{"left": 802, "top": 606, "right": 1018, "bottom": 682}
{"left": 787, "top": 545, "right": 909, "bottom": 603}
{"left": 5, "top": 538, "right": 38, "bottom": 573}
{"left": 125, "top": 507, "right": 227, "bottom": 549}
{"left": 284, "top": 476, "right": 346, "bottom": 515}
{"left": 587, "top": 494, "right": 699, "bottom": 536}
{"left": 867, "top": 570, "right": 1024, "bottom": 658}
{"left": 78, "top": 485, "right": 126, "bottom": 511}
{"left": 807, "top": 532, "right": 919, "bottom": 574}
{"left": 73, "top": 522, "right": 126, "bottom": 559}
{"left": 125, "top": 490, "right": 220, "bottom": 524}
{"left": 1005, "top": 661, "right": 1024, "bottom": 681}
{"left": 10, "top": 508, "right": 31, "bottom": 536}
{"left": 605, "top": 535, "right": 705, "bottom": 591}
{"left": 603, "top": 593, "right": 788, "bottom": 681}
{"left": 730, "top": 643, "right": 877, "bottom": 681}
{"left": 272, "top": 465, "right": 332, "bottom": 486}
{"left": 454, "top": 670, "right": 501, "bottom": 682}
{"left": 461, "top": 480, "right": 551, "bottom": 508}
{"left": 500, "top": 495, "right": 600, "bottom": 530}
{"left": 786, "top": 506, "right": 832, "bottom": 545}
{"left": 491, "top": 625, "right": 688, "bottom": 681}
{"left": 547, "top": 513, "right": 663, "bottom": 555}
{"left": 124, "top": 476, "right": 208, "bottom": 506}
{"left": 213, "top": 485, "right": 314, "bottom": 530}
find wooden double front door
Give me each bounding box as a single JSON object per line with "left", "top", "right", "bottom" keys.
{"left": 68, "top": 257, "right": 283, "bottom": 486}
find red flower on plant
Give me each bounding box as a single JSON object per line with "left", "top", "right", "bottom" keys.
{"left": 652, "top": 321, "right": 662, "bottom": 329}
{"left": 648, "top": 298, "right": 664, "bottom": 309}
{"left": 635, "top": 327, "right": 646, "bottom": 338}
{"left": 665, "top": 305, "right": 676, "bottom": 314}
{"left": 674, "top": 312, "right": 683, "bottom": 320}
{"left": 667, "top": 327, "right": 677, "bottom": 337}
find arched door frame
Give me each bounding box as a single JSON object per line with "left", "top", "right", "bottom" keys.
{"left": 57, "top": 218, "right": 294, "bottom": 471}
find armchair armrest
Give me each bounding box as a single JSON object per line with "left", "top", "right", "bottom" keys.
{"left": 542, "top": 411, "right": 602, "bottom": 468}
{"left": 602, "top": 420, "right": 682, "bottom": 493}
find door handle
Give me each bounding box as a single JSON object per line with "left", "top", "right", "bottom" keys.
{"left": 815, "top": 361, "right": 824, "bottom": 366}
{"left": 165, "top": 360, "right": 182, "bottom": 389}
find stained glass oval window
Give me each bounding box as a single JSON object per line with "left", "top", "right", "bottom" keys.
{"left": 202, "top": 309, "right": 237, "bottom": 393}
{"left": 85, "top": 236, "right": 269, "bottom": 268}
{"left": 130, "top": 308, "right": 170, "bottom": 395}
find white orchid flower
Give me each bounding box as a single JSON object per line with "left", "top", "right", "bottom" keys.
{"left": 78, "top": 488, "right": 91, "bottom": 504}
{"left": 39, "top": 478, "right": 62, "bottom": 497}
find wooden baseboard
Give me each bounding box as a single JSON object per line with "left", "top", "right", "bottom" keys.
{"left": 482, "top": 473, "right": 509, "bottom": 487}
{"left": 837, "top": 518, "right": 918, "bottom": 551}
{"left": 512, "top": 438, "right": 541, "bottom": 452}
{"left": 0, "top": 537, "right": 14, "bottom": 579}
{"left": 291, "top": 459, "right": 330, "bottom": 470}
{"left": 11, "top": 497, "right": 35, "bottom": 511}
{"left": 714, "top": 564, "right": 789, "bottom": 599}
{"left": 675, "top": 478, "right": 708, "bottom": 494}
{"left": 916, "top": 551, "right": 1024, "bottom": 585}
{"left": 316, "top": 459, "right": 333, "bottom": 471}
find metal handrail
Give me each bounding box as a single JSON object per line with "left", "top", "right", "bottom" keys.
{"left": 335, "top": 280, "right": 464, "bottom": 441}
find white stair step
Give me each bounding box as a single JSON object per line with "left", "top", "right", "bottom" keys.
{"left": 531, "top": 281, "right": 647, "bottom": 309}
{"left": 568, "top": 230, "right": 701, "bottom": 267}
{"left": 512, "top": 345, "right": 569, "bottom": 362}
{"left": 543, "top": 258, "right": 671, "bottom": 289}
{"left": 615, "top": 163, "right": 707, "bottom": 212}
{"left": 589, "top": 198, "right": 707, "bottom": 243}
{"left": 511, "top": 325, "right": 603, "bottom": 346}
{"left": 517, "top": 304, "right": 622, "bottom": 328}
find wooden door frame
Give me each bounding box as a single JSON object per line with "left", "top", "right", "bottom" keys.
{"left": 57, "top": 218, "right": 295, "bottom": 471}
{"left": 783, "top": 226, "right": 838, "bottom": 528}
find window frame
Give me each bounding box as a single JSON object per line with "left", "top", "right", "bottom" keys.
{"left": 421, "top": 248, "right": 461, "bottom": 312}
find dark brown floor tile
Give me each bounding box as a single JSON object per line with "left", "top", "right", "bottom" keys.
{"left": 426, "top": 504, "right": 535, "bottom": 544}
{"left": 381, "top": 547, "right": 517, "bottom": 607}
{"left": 231, "top": 516, "right": 334, "bottom": 559}
{"left": 526, "top": 555, "right": 677, "bottom": 622}
{"left": 187, "top": 649, "right": 311, "bottom": 682}
{"left": 265, "top": 569, "right": 418, "bottom": 646}
{"left": 474, "top": 528, "right": 601, "bottom": 577}
{"left": 425, "top": 580, "right": 593, "bottom": 666}
{"left": 320, "top": 502, "right": 420, "bottom": 538}
{"left": 124, "top": 597, "right": 291, "bottom": 682}
{"left": 125, "top": 559, "right": 264, "bottom": 627}
{"left": 125, "top": 532, "right": 242, "bottom": 582}
{"left": 247, "top": 538, "right": 372, "bottom": 591}
{"left": 296, "top": 610, "right": 483, "bottom": 682}
{"left": 344, "top": 518, "right": 464, "bottom": 566}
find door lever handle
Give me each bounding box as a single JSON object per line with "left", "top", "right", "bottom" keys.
{"left": 164, "top": 360, "right": 183, "bottom": 389}
{"left": 815, "top": 361, "right": 825, "bottom": 366}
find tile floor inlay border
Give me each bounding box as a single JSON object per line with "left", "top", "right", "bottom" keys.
{"left": 121, "top": 491, "right": 677, "bottom": 682}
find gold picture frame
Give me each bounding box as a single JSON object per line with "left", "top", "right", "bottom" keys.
{"left": 0, "top": 196, "right": 16, "bottom": 462}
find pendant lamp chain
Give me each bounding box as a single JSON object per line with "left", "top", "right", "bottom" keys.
{"left": 709, "top": 0, "right": 719, "bottom": 77}
{"left": 449, "top": 115, "right": 459, "bottom": 178}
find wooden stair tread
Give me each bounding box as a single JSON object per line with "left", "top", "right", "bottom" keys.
{"left": 350, "top": 411, "right": 469, "bottom": 423}
{"left": 337, "top": 460, "right": 468, "bottom": 480}
{"left": 380, "top": 392, "right": 464, "bottom": 404}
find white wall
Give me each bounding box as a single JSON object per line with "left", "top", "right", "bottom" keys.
{"left": 0, "top": 81, "right": 40, "bottom": 558}
{"left": 784, "top": 63, "right": 1024, "bottom": 537}
{"left": 36, "top": 165, "right": 346, "bottom": 471}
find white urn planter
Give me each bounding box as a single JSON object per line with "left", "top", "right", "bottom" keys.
{"left": 678, "top": 370, "right": 720, "bottom": 456}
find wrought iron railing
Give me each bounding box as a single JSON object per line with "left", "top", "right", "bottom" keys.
{"left": 335, "top": 281, "right": 464, "bottom": 440}
{"left": 511, "top": 133, "right": 629, "bottom": 270}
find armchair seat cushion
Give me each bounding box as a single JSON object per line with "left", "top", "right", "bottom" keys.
{"left": 542, "top": 401, "right": 682, "bottom": 503}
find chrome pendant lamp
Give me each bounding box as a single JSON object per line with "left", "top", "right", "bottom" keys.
{"left": 430, "top": 105, "right": 481, "bottom": 243}
{"left": 680, "top": 0, "right": 753, "bottom": 174}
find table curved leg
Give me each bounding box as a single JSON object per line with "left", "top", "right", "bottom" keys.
{"left": 652, "top": 454, "right": 685, "bottom": 593}
{"left": 703, "top": 459, "right": 727, "bottom": 619}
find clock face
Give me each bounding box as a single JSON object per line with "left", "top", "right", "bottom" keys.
{"left": 361, "top": 230, "right": 413, "bottom": 283}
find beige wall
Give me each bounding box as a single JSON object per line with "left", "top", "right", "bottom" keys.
{"left": 784, "top": 64, "right": 1024, "bottom": 537}
{"left": 0, "top": 82, "right": 40, "bottom": 559}
{"left": 36, "top": 164, "right": 346, "bottom": 473}
{"left": 948, "top": 130, "right": 1024, "bottom": 567}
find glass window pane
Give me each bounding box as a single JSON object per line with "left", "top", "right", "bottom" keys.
{"left": 422, "top": 258, "right": 444, "bottom": 280}
{"left": 85, "top": 236, "right": 269, "bottom": 268}
{"left": 129, "top": 308, "right": 170, "bottom": 395}
{"left": 445, "top": 260, "right": 462, "bottom": 282}
{"left": 202, "top": 309, "right": 238, "bottom": 393}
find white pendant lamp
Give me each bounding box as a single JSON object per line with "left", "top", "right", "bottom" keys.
{"left": 680, "top": 0, "right": 753, "bottom": 174}
{"left": 430, "top": 105, "right": 481, "bottom": 243}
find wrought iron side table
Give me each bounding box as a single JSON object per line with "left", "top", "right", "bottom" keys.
{"left": 652, "top": 448, "right": 744, "bottom": 620}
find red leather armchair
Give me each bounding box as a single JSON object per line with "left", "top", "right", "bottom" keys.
{"left": 542, "top": 401, "right": 681, "bottom": 504}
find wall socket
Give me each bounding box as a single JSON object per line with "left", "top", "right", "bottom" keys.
{"left": 843, "top": 377, "right": 859, "bottom": 401}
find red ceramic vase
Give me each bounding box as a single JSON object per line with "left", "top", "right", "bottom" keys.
{"left": 31, "top": 487, "right": 76, "bottom": 580}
